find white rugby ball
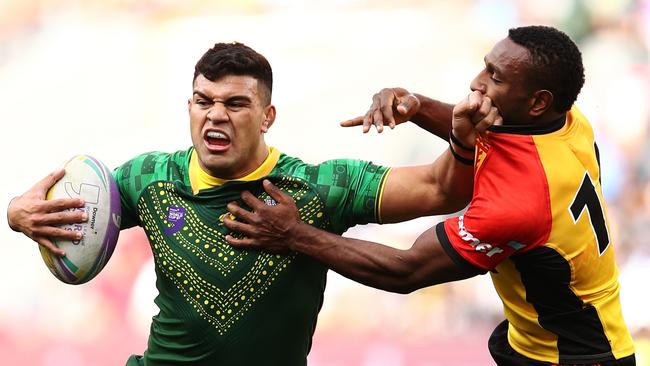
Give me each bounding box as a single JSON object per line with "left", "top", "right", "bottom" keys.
{"left": 41, "top": 155, "right": 121, "bottom": 284}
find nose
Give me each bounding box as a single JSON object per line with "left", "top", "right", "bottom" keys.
{"left": 206, "top": 102, "right": 229, "bottom": 122}
{"left": 470, "top": 70, "right": 487, "bottom": 94}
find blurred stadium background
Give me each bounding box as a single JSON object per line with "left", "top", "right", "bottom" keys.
{"left": 1, "top": 0, "right": 649, "bottom": 365}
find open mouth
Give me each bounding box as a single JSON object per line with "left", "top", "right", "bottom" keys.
{"left": 204, "top": 130, "right": 231, "bottom": 151}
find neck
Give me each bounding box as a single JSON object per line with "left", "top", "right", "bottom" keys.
{"left": 504, "top": 111, "right": 566, "bottom": 127}
{"left": 533, "top": 111, "right": 566, "bottom": 128}
{"left": 189, "top": 146, "right": 279, "bottom": 193}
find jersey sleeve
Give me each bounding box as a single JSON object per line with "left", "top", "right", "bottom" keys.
{"left": 112, "top": 151, "right": 187, "bottom": 229}
{"left": 436, "top": 182, "right": 552, "bottom": 272}
{"left": 292, "top": 159, "right": 389, "bottom": 233}
{"left": 436, "top": 132, "right": 555, "bottom": 271}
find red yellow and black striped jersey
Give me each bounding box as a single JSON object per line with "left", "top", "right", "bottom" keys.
{"left": 437, "top": 107, "right": 635, "bottom": 364}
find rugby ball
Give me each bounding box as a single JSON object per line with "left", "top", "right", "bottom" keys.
{"left": 41, "top": 155, "right": 121, "bottom": 285}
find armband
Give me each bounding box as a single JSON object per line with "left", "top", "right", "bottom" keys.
{"left": 449, "top": 131, "right": 475, "bottom": 152}
{"left": 449, "top": 145, "right": 475, "bottom": 166}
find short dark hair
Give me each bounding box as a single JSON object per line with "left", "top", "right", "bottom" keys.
{"left": 508, "top": 25, "right": 585, "bottom": 113}
{"left": 193, "top": 42, "right": 273, "bottom": 104}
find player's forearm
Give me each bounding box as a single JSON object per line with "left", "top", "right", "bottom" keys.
{"left": 287, "top": 223, "right": 423, "bottom": 294}
{"left": 429, "top": 148, "right": 475, "bottom": 211}
{"left": 411, "top": 94, "right": 454, "bottom": 139}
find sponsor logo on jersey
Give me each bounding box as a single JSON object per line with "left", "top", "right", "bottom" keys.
{"left": 457, "top": 215, "right": 503, "bottom": 257}
{"left": 164, "top": 205, "right": 186, "bottom": 235}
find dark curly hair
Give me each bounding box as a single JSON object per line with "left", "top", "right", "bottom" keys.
{"left": 508, "top": 26, "right": 584, "bottom": 113}
{"left": 193, "top": 42, "right": 273, "bottom": 104}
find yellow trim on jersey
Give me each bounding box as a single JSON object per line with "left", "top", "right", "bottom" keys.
{"left": 189, "top": 147, "right": 281, "bottom": 194}
{"left": 375, "top": 167, "right": 392, "bottom": 224}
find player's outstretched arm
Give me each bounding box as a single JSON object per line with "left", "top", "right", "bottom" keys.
{"left": 7, "top": 169, "right": 87, "bottom": 256}
{"left": 379, "top": 91, "right": 502, "bottom": 223}
{"left": 340, "top": 87, "right": 454, "bottom": 138}
{"left": 224, "top": 180, "right": 479, "bottom": 293}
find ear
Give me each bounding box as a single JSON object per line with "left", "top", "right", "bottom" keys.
{"left": 529, "top": 90, "right": 553, "bottom": 117}
{"left": 261, "top": 104, "right": 276, "bottom": 133}
{"left": 187, "top": 98, "right": 192, "bottom": 113}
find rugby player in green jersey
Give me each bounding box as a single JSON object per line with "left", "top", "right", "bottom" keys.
{"left": 7, "top": 42, "right": 498, "bottom": 365}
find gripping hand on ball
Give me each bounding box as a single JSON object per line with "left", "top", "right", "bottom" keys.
{"left": 7, "top": 169, "right": 87, "bottom": 256}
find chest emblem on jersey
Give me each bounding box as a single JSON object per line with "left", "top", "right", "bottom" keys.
{"left": 163, "top": 205, "right": 186, "bottom": 235}
{"left": 138, "top": 177, "right": 329, "bottom": 335}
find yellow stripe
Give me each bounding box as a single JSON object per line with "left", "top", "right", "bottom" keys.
{"left": 376, "top": 167, "right": 392, "bottom": 224}
{"left": 189, "top": 147, "right": 281, "bottom": 194}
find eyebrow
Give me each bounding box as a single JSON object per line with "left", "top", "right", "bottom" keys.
{"left": 484, "top": 56, "right": 501, "bottom": 75}
{"left": 192, "top": 90, "right": 212, "bottom": 100}
{"left": 192, "top": 90, "right": 252, "bottom": 104}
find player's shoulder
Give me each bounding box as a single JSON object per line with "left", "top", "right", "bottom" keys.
{"left": 120, "top": 148, "right": 190, "bottom": 166}
{"left": 273, "top": 153, "right": 334, "bottom": 174}
{"left": 114, "top": 147, "right": 191, "bottom": 182}
{"left": 276, "top": 154, "right": 386, "bottom": 178}
{"left": 566, "top": 105, "right": 595, "bottom": 139}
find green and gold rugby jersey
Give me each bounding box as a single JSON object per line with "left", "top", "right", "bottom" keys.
{"left": 114, "top": 147, "right": 389, "bottom": 366}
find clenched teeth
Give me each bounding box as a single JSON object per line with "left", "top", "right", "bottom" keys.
{"left": 207, "top": 131, "right": 228, "bottom": 139}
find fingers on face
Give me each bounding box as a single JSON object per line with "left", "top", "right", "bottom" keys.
{"left": 474, "top": 98, "right": 502, "bottom": 131}
{"left": 467, "top": 91, "right": 484, "bottom": 111}
{"left": 471, "top": 97, "right": 492, "bottom": 124}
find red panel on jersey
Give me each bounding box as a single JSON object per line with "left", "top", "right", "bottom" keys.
{"left": 442, "top": 133, "right": 553, "bottom": 271}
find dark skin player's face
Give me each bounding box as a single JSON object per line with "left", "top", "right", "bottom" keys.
{"left": 470, "top": 37, "right": 539, "bottom": 125}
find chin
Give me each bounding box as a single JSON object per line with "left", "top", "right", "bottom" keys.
{"left": 199, "top": 154, "right": 232, "bottom": 175}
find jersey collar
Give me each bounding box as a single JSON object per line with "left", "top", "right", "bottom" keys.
{"left": 189, "top": 147, "right": 281, "bottom": 194}
{"left": 488, "top": 114, "right": 567, "bottom": 135}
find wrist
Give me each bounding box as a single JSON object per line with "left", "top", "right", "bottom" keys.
{"left": 285, "top": 221, "right": 309, "bottom": 252}
{"left": 448, "top": 135, "right": 475, "bottom": 166}
{"left": 7, "top": 196, "right": 20, "bottom": 232}
{"left": 449, "top": 130, "right": 475, "bottom": 151}
{"left": 286, "top": 221, "right": 327, "bottom": 254}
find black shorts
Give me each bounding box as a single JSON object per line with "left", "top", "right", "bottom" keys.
{"left": 488, "top": 320, "right": 636, "bottom": 366}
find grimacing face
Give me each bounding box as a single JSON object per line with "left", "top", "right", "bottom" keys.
{"left": 470, "top": 37, "right": 538, "bottom": 125}
{"left": 188, "top": 74, "right": 275, "bottom": 179}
